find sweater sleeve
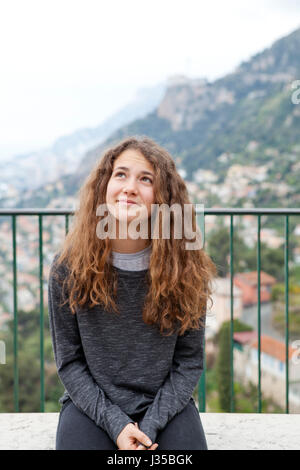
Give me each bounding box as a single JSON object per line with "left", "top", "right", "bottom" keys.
{"left": 138, "top": 317, "right": 206, "bottom": 444}
{"left": 47, "top": 257, "right": 134, "bottom": 445}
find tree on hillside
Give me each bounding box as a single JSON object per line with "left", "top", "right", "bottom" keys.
{"left": 216, "top": 319, "right": 253, "bottom": 412}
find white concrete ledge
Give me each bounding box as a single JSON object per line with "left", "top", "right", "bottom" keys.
{"left": 0, "top": 412, "right": 299, "bottom": 450}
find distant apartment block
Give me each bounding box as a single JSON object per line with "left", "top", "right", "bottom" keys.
{"left": 233, "top": 271, "right": 277, "bottom": 307}
{"left": 206, "top": 277, "right": 243, "bottom": 338}
{"left": 206, "top": 271, "right": 277, "bottom": 338}
{"left": 233, "top": 332, "right": 300, "bottom": 413}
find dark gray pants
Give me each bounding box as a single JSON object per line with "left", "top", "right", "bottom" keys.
{"left": 56, "top": 398, "right": 208, "bottom": 450}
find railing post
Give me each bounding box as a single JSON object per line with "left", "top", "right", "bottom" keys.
{"left": 257, "top": 215, "right": 262, "bottom": 413}
{"left": 198, "top": 208, "right": 206, "bottom": 411}
{"left": 284, "top": 215, "right": 289, "bottom": 414}
{"left": 198, "top": 339, "right": 206, "bottom": 412}
{"left": 12, "top": 215, "right": 19, "bottom": 412}
{"left": 65, "top": 214, "right": 69, "bottom": 235}
{"left": 38, "top": 215, "right": 45, "bottom": 412}
{"left": 230, "top": 215, "right": 235, "bottom": 412}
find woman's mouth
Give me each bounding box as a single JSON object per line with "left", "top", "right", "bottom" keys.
{"left": 117, "top": 199, "right": 138, "bottom": 205}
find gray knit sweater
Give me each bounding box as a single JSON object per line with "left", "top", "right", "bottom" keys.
{"left": 48, "top": 249, "right": 205, "bottom": 445}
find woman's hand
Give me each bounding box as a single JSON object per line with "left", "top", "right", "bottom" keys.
{"left": 134, "top": 423, "right": 159, "bottom": 451}
{"left": 116, "top": 422, "right": 154, "bottom": 450}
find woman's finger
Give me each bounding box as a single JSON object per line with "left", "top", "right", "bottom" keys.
{"left": 148, "top": 443, "right": 159, "bottom": 450}
{"left": 136, "top": 444, "right": 146, "bottom": 450}
{"left": 133, "top": 428, "right": 152, "bottom": 448}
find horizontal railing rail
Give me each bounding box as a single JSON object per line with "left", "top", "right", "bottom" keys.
{"left": 1, "top": 207, "right": 299, "bottom": 414}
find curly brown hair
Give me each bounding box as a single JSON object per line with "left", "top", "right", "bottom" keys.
{"left": 54, "top": 135, "right": 217, "bottom": 336}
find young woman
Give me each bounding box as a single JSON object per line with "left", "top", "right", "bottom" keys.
{"left": 48, "top": 136, "right": 217, "bottom": 450}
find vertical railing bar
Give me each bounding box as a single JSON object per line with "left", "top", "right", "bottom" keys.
{"left": 284, "top": 215, "right": 289, "bottom": 414}
{"left": 38, "top": 214, "right": 45, "bottom": 412}
{"left": 198, "top": 210, "right": 206, "bottom": 412}
{"left": 198, "top": 337, "right": 206, "bottom": 412}
{"left": 65, "top": 214, "right": 69, "bottom": 236}
{"left": 12, "top": 215, "right": 19, "bottom": 412}
{"left": 257, "top": 215, "right": 262, "bottom": 412}
{"left": 230, "top": 215, "right": 235, "bottom": 412}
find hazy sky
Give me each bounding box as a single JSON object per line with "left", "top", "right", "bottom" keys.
{"left": 0, "top": 0, "right": 300, "bottom": 161}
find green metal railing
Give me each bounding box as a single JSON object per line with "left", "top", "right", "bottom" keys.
{"left": 0, "top": 207, "right": 299, "bottom": 414}
{"left": 1, "top": 209, "right": 71, "bottom": 412}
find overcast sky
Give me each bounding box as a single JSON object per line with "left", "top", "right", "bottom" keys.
{"left": 0, "top": 0, "right": 299, "bottom": 161}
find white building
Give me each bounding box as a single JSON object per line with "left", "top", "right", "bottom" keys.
{"left": 233, "top": 332, "right": 300, "bottom": 413}
{"left": 205, "top": 278, "right": 243, "bottom": 339}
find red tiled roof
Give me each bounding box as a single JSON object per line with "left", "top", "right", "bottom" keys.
{"left": 234, "top": 271, "right": 277, "bottom": 286}
{"left": 232, "top": 271, "right": 277, "bottom": 306}
{"left": 251, "top": 335, "right": 297, "bottom": 362}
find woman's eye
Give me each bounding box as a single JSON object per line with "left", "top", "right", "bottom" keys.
{"left": 142, "top": 176, "right": 153, "bottom": 183}
{"left": 114, "top": 172, "right": 152, "bottom": 183}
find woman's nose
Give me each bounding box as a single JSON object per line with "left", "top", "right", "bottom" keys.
{"left": 122, "top": 177, "right": 138, "bottom": 193}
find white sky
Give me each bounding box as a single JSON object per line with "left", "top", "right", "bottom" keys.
{"left": 0, "top": 0, "right": 300, "bottom": 161}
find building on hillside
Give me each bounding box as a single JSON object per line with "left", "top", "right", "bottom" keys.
{"left": 205, "top": 277, "right": 243, "bottom": 339}
{"left": 233, "top": 332, "right": 300, "bottom": 413}
{"left": 233, "top": 271, "right": 277, "bottom": 307}
{"left": 293, "top": 246, "right": 300, "bottom": 264}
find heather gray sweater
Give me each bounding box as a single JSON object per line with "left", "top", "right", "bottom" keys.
{"left": 48, "top": 250, "right": 205, "bottom": 445}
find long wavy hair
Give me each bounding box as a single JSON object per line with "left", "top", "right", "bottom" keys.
{"left": 54, "top": 135, "right": 217, "bottom": 336}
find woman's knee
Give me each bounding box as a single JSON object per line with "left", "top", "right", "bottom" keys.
{"left": 56, "top": 401, "right": 117, "bottom": 450}
{"left": 156, "top": 400, "right": 208, "bottom": 450}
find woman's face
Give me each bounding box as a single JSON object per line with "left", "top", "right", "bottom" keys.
{"left": 106, "top": 148, "right": 155, "bottom": 225}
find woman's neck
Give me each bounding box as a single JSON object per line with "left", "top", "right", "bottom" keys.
{"left": 110, "top": 238, "right": 151, "bottom": 254}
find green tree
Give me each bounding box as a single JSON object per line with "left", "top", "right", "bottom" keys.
{"left": 0, "top": 309, "right": 63, "bottom": 412}
{"left": 216, "top": 320, "right": 253, "bottom": 412}
{"left": 243, "top": 241, "right": 285, "bottom": 282}
{"left": 207, "top": 227, "right": 250, "bottom": 277}
{"left": 207, "top": 226, "right": 290, "bottom": 283}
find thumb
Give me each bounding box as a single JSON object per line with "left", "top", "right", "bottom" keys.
{"left": 134, "top": 428, "right": 152, "bottom": 447}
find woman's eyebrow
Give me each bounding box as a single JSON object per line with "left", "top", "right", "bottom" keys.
{"left": 114, "top": 166, "right": 154, "bottom": 177}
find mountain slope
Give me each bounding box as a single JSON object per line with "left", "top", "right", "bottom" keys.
{"left": 76, "top": 28, "right": 300, "bottom": 182}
